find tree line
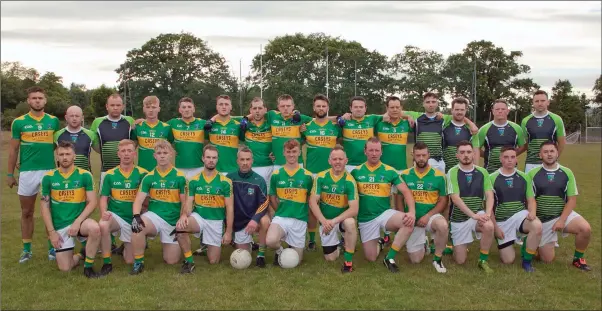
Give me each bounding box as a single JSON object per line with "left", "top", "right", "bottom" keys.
{"left": 2, "top": 32, "right": 601, "bottom": 131}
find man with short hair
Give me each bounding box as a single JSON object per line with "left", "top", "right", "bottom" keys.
{"left": 403, "top": 92, "right": 478, "bottom": 174}
{"left": 472, "top": 99, "right": 526, "bottom": 173}
{"left": 401, "top": 142, "right": 449, "bottom": 273}
{"left": 8, "top": 86, "right": 61, "bottom": 263}
{"left": 208, "top": 95, "right": 244, "bottom": 175}
{"left": 266, "top": 139, "right": 314, "bottom": 266}
{"left": 131, "top": 96, "right": 173, "bottom": 172}
{"left": 442, "top": 97, "right": 475, "bottom": 173}
{"left": 54, "top": 105, "right": 98, "bottom": 171}
{"left": 98, "top": 139, "right": 148, "bottom": 275}
{"left": 242, "top": 97, "right": 275, "bottom": 187}
{"left": 351, "top": 137, "right": 416, "bottom": 273}
{"left": 446, "top": 140, "right": 495, "bottom": 273}
{"left": 175, "top": 144, "right": 234, "bottom": 273}
{"left": 521, "top": 90, "right": 566, "bottom": 173}
{"left": 168, "top": 97, "right": 211, "bottom": 180}
{"left": 309, "top": 145, "right": 359, "bottom": 273}
{"left": 40, "top": 141, "right": 101, "bottom": 278}
{"left": 129, "top": 140, "right": 187, "bottom": 275}
{"left": 89, "top": 93, "right": 135, "bottom": 189}
{"left": 528, "top": 141, "right": 592, "bottom": 271}
{"left": 227, "top": 147, "right": 271, "bottom": 267}
{"left": 489, "top": 146, "right": 542, "bottom": 272}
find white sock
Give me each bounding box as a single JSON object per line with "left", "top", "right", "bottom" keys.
{"left": 276, "top": 246, "right": 283, "bottom": 255}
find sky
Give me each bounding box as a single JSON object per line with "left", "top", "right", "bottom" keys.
{"left": 1, "top": 1, "right": 601, "bottom": 96}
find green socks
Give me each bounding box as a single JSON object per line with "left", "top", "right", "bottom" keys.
{"left": 574, "top": 249, "right": 585, "bottom": 260}
{"left": 134, "top": 255, "right": 144, "bottom": 264}
{"left": 344, "top": 249, "right": 354, "bottom": 262}
{"left": 433, "top": 253, "right": 442, "bottom": 263}
{"left": 184, "top": 251, "right": 194, "bottom": 264}
{"left": 524, "top": 248, "right": 536, "bottom": 261}
{"left": 479, "top": 249, "right": 489, "bottom": 261}
{"left": 258, "top": 245, "right": 266, "bottom": 258}
{"left": 47, "top": 239, "right": 54, "bottom": 251}
{"left": 84, "top": 256, "right": 94, "bottom": 268}
{"left": 386, "top": 244, "right": 400, "bottom": 260}
{"left": 111, "top": 235, "right": 116, "bottom": 245}
{"left": 103, "top": 253, "right": 112, "bottom": 265}
{"left": 23, "top": 239, "right": 32, "bottom": 253}
{"left": 308, "top": 230, "right": 316, "bottom": 243}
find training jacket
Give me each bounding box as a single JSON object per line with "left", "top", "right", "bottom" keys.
{"left": 226, "top": 169, "right": 269, "bottom": 232}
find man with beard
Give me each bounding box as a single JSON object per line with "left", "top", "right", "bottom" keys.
{"left": 309, "top": 145, "right": 359, "bottom": 273}
{"left": 473, "top": 99, "right": 526, "bottom": 173}
{"left": 129, "top": 141, "right": 187, "bottom": 275}
{"left": 168, "top": 97, "right": 211, "bottom": 180}
{"left": 243, "top": 97, "right": 275, "bottom": 187}
{"left": 98, "top": 139, "right": 149, "bottom": 275}
{"left": 8, "top": 86, "right": 61, "bottom": 263}
{"left": 131, "top": 96, "right": 173, "bottom": 172}
{"left": 446, "top": 141, "right": 495, "bottom": 273}
{"left": 489, "top": 146, "right": 542, "bottom": 272}
{"left": 54, "top": 105, "right": 98, "bottom": 171}
{"left": 176, "top": 145, "right": 233, "bottom": 272}
{"left": 40, "top": 141, "right": 101, "bottom": 278}
{"left": 442, "top": 97, "right": 475, "bottom": 173}
{"left": 528, "top": 141, "right": 592, "bottom": 271}
{"left": 401, "top": 142, "right": 449, "bottom": 273}
{"left": 208, "top": 95, "right": 244, "bottom": 175}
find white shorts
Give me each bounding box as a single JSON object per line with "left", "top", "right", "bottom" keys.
{"left": 496, "top": 210, "right": 529, "bottom": 245}
{"left": 406, "top": 214, "right": 444, "bottom": 253}
{"left": 143, "top": 211, "right": 178, "bottom": 244}
{"left": 179, "top": 167, "right": 203, "bottom": 180}
{"left": 254, "top": 166, "right": 274, "bottom": 190}
{"left": 358, "top": 209, "right": 399, "bottom": 243}
{"left": 18, "top": 170, "right": 52, "bottom": 196}
{"left": 190, "top": 212, "right": 224, "bottom": 247}
{"left": 99, "top": 172, "right": 107, "bottom": 192}
{"left": 109, "top": 211, "right": 132, "bottom": 243}
{"left": 55, "top": 224, "right": 87, "bottom": 252}
{"left": 391, "top": 169, "right": 403, "bottom": 194}
{"left": 320, "top": 223, "right": 344, "bottom": 247}
{"left": 524, "top": 163, "right": 541, "bottom": 173}
{"left": 428, "top": 159, "right": 445, "bottom": 175}
{"left": 540, "top": 211, "right": 581, "bottom": 247}
{"left": 234, "top": 229, "right": 253, "bottom": 245}
{"left": 450, "top": 210, "right": 485, "bottom": 246}
{"left": 271, "top": 216, "right": 307, "bottom": 248}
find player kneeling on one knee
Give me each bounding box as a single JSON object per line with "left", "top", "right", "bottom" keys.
{"left": 528, "top": 141, "right": 592, "bottom": 271}
{"left": 266, "top": 139, "right": 313, "bottom": 266}
{"left": 176, "top": 145, "right": 234, "bottom": 273}
{"left": 129, "top": 141, "right": 187, "bottom": 275}
{"left": 98, "top": 139, "right": 148, "bottom": 275}
{"left": 402, "top": 142, "right": 449, "bottom": 273}
{"left": 40, "top": 141, "right": 102, "bottom": 278}
{"left": 447, "top": 141, "right": 495, "bottom": 273}
{"left": 309, "top": 145, "right": 359, "bottom": 273}
{"left": 351, "top": 137, "right": 416, "bottom": 273}
{"left": 489, "top": 146, "right": 542, "bottom": 272}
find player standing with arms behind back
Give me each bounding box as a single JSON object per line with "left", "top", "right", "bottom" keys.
{"left": 131, "top": 96, "right": 173, "bottom": 172}
{"left": 8, "top": 86, "right": 60, "bottom": 263}
{"left": 54, "top": 105, "right": 98, "bottom": 172}
{"left": 528, "top": 141, "right": 592, "bottom": 271}
{"left": 442, "top": 97, "right": 475, "bottom": 173}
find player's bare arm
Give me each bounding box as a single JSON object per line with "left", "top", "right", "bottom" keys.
{"left": 223, "top": 195, "right": 234, "bottom": 245}
{"left": 177, "top": 196, "right": 194, "bottom": 230}
{"left": 484, "top": 190, "right": 494, "bottom": 221}
{"left": 99, "top": 195, "right": 111, "bottom": 220}
{"left": 526, "top": 196, "right": 537, "bottom": 221}
{"left": 332, "top": 199, "right": 359, "bottom": 226}
{"left": 309, "top": 193, "right": 331, "bottom": 232}
{"left": 269, "top": 195, "right": 279, "bottom": 212}
{"left": 553, "top": 195, "right": 577, "bottom": 232}
{"left": 396, "top": 182, "right": 416, "bottom": 226}
{"left": 69, "top": 190, "right": 98, "bottom": 236}
{"left": 40, "top": 196, "right": 61, "bottom": 249}
{"left": 6, "top": 139, "right": 20, "bottom": 188}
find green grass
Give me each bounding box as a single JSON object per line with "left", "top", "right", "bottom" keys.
{"left": 1, "top": 133, "right": 601, "bottom": 310}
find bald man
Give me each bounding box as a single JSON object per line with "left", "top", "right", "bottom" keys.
{"left": 54, "top": 106, "right": 99, "bottom": 171}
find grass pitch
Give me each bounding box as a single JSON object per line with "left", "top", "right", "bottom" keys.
{"left": 1, "top": 133, "right": 600, "bottom": 310}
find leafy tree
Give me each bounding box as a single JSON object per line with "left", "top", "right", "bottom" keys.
{"left": 87, "top": 84, "right": 118, "bottom": 123}
{"left": 69, "top": 83, "right": 90, "bottom": 108}
{"left": 115, "top": 32, "right": 238, "bottom": 120}
{"left": 593, "top": 74, "right": 602, "bottom": 105}
{"left": 549, "top": 80, "right": 587, "bottom": 132}
{"left": 0, "top": 61, "right": 38, "bottom": 112}
{"left": 36, "top": 72, "right": 70, "bottom": 119}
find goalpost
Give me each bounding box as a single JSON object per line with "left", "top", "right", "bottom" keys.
{"left": 585, "top": 127, "right": 602, "bottom": 143}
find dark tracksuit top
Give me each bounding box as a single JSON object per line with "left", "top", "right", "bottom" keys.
{"left": 226, "top": 170, "right": 269, "bottom": 232}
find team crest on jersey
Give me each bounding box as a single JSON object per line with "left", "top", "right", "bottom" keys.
{"left": 546, "top": 173, "right": 555, "bottom": 183}
{"left": 247, "top": 188, "right": 254, "bottom": 195}
{"left": 169, "top": 180, "right": 176, "bottom": 188}
{"left": 466, "top": 173, "right": 473, "bottom": 184}
{"left": 330, "top": 185, "right": 337, "bottom": 192}
{"left": 537, "top": 119, "right": 544, "bottom": 127}
{"left": 320, "top": 130, "right": 325, "bottom": 135}
{"left": 455, "top": 127, "right": 462, "bottom": 135}
{"left": 37, "top": 124, "right": 43, "bottom": 130}
{"left": 73, "top": 180, "right": 80, "bottom": 187}
{"left": 71, "top": 135, "right": 78, "bottom": 143}
{"left": 426, "top": 183, "right": 433, "bottom": 190}
{"left": 505, "top": 178, "right": 514, "bottom": 188}
{"left": 298, "top": 180, "right": 304, "bottom": 187}
{"left": 111, "top": 122, "right": 118, "bottom": 129}
{"left": 497, "top": 127, "right": 505, "bottom": 136}
{"left": 380, "top": 175, "right": 385, "bottom": 182}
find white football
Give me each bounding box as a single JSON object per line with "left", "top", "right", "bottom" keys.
{"left": 230, "top": 249, "right": 252, "bottom": 269}
{"left": 278, "top": 248, "right": 300, "bottom": 269}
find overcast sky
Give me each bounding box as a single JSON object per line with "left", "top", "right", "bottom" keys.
{"left": 2, "top": 1, "right": 600, "bottom": 96}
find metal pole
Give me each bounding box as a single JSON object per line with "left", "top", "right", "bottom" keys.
{"left": 123, "top": 63, "right": 127, "bottom": 116}
{"left": 325, "top": 46, "right": 329, "bottom": 98}
{"left": 473, "top": 61, "right": 477, "bottom": 121}
{"left": 354, "top": 60, "right": 357, "bottom": 96}
{"left": 260, "top": 44, "right": 263, "bottom": 99}
{"left": 239, "top": 58, "right": 243, "bottom": 114}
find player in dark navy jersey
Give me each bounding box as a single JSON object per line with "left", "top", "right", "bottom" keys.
{"left": 54, "top": 106, "right": 98, "bottom": 171}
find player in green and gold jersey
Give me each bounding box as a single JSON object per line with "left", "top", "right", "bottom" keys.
{"left": 351, "top": 137, "right": 416, "bottom": 273}
{"left": 267, "top": 139, "right": 314, "bottom": 266}
{"left": 446, "top": 141, "right": 495, "bottom": 273}
{"left": 473, "top": 99, "right": 526, "bottom": 173}
{"left": 243, "top": 97, "right": 274, "bottom": 187}
{"left": 309, "top": 145, "right": 359, "bottom": 273}
{"left": 168, "top": 97, "right": 211, "bottom": 180}
{"left": 40, "top": 141, "right": 101, "bottom": 278}
{"left": 98, "top": 139, "right": 148, "bottom": 275}
{"left": 129, "top": 141, "right": 187, "bottom": 275}
{"left": 131, "top": 96, "right": 173, "bottom": 172}
{"left": 175, "top": 144, "right": 234, "bottom": 273}
{"left": 401, "top": 142, "right": 449, "bottom": 273}
{"left": 8, "top": 86, "right": 61, "bottom": 263}
{"left": 208, "top": 95, "right": 243, "bottom": 174}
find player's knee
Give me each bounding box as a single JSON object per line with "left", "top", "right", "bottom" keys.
{"left": 482, "top": 220, "right": 494, "bottom": 233}
{"left": 266, "top": 235, "right": 279, "bottom": 248}
{"left": 501, "top": 255, "right": 515, "bottom": 264}
{"left": 454, "top": 256, "right": 466, "bottom": 265}
{"left": 124, "top": 257, "right": 134, "bottom": 265}
{"left": 540, "top": 252, "right": 555, "bottom": 264}
{"left": 87, "top": 222, "right": 101, "bottom": 238}
{"left": 579, "top": 222, "right": 592, "bottom": 237}
{"left": 531, "top": 219, "right": 543, "bottom": 236}
{"left": 98, "top": 221, "right": 110, "bottom": 234}
{"left": 409, "top": 253, "right": 424, "bottom": 264}
{"left": 164, "top": 256, "right": 179, "bottom": 265}
{"left": 260, "top": 215, "right": 271, "bottom": 228}
{"left": 21, "top": 207, "right": 34, "bottom": 219}
{"left": 57, "top": 261, "right": 72, "bottom": 272}
{"left": 433, "top": 219, "right": 448, "bottom": 233}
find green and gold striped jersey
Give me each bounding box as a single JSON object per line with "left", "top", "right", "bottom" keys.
{"left": 311, "top": 169, "right": 358, "bottom": 220}
{"left": 208, "top": 117, "right": 243, "bottom": 173}
{"left": 244, "top": 119, "right": 273, "bottom": 167}
{"left": 528, "top": 164, "right": 577, "bottom": 222}
{"left": 138, "top": 166, "right": 187, "bottom": 226}
{"left": 11, "top": 112, "right": 60, "bottom": 171}
{"left": 131, "top": 120, "right": 173, "bottom": 172}
{"left": 267, "top": 111, "right": 313, "bottom": 165}
{"left": 446, "top": 165, "right": 493, "bottom": 222}
{"left": 100, "top": 165, "right": 148, "bottom": 224}
{"left": 351, "top": 162, "right": 403, "bottom": 223}
{"left": 303, "top": 119, "right": 341, "bottom": 174}
{"left": 41, "top": 167, "right": 95, "bottom": 230}
{"left": 400, "top": 166, "right": 447, "bottom": 219}
{"left": 489, "top": 169, "right": 533, "bottom": 222}
{"left": 375, "top": 118, "right": 412, "bottom": 171}
{"left": 269, "top": 165, "right": 314, "bottom": 221}
{"left": 168, "top": 117, "right": 207, "bottom": 169}
{"left": 342, "top": 115, "right": 383, "bottom": 166}
{"left": 188, "top": 171, "right": 232, "bottom": 221}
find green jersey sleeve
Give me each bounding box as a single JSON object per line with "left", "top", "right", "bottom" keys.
{"left": 166, "top": 125, "right": 175, "bottom": 143}
{"left": 139, "top": 175, "right": 151, "bottom": 194}
{"left": 442, "top": 114, "right": 453, "bottom": 124}
{"left": 223, "top": 177, "right": 232, "bottom": 198}
{"left": 83, "top": 171, "right": 95, "bottom": 191}
{"left": 391, "top": 169, "right": 403, "bottom": 186}
{"left": 564, "top": 166, "right": 578, "bottom": 196}
{"left": 269, "top": 172, "right": 277, "bottom": 196}
{"left": 178, "top": 175, "right": 186, "bottom": 194}
{"left": 446, "top": 167, "right": 460, "bottom": 195}
{"left": 53, "top": 128, "right": 64, "bottom": 143}
{"left": 52, "top": 117, "right": 60, "bottom": 131}
{"left": 41, "top": 173, "right": 51, "bottom": 197}
{"left": 187, "top": 179, "right": 196, "bottom": 196}
{"left": 124, "top": 116, "right": 135, "bottom": 126}
{"left": 100, "top": 173, "right": 111, "bottom": 196}
{"left": 300, "top": 113, "right": 313, "bottom": 124}
{"left": 510, "top": 122, "right": 526, "bottom": 146}
{"left": 438, "top": 173, "right": 448, "bottom": 196}
{"left": 472, "top": 123, "right": 490, "bottom": 148}
{"left": 551, "top": 113, "right": 566, "bottom": 138}
{"left": 311, "top": 175, "right": 323, "bottom": 196}
{"left": 518, "top": 170, "right": 535, "bottom": 199}
{"left": 404, "top": 111, "right": 422, "bottom": 120}
{"left": 345, "top": 177, "right": 358, "bottom": 201}
{"left": 11, "top": 119, "right": 21, "bottom": 139}
{"left": 369, "top": 114, "right": 384, "bottom": 124}
{"left": 477, "top": 166, "right": 493, "bottom": 192}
